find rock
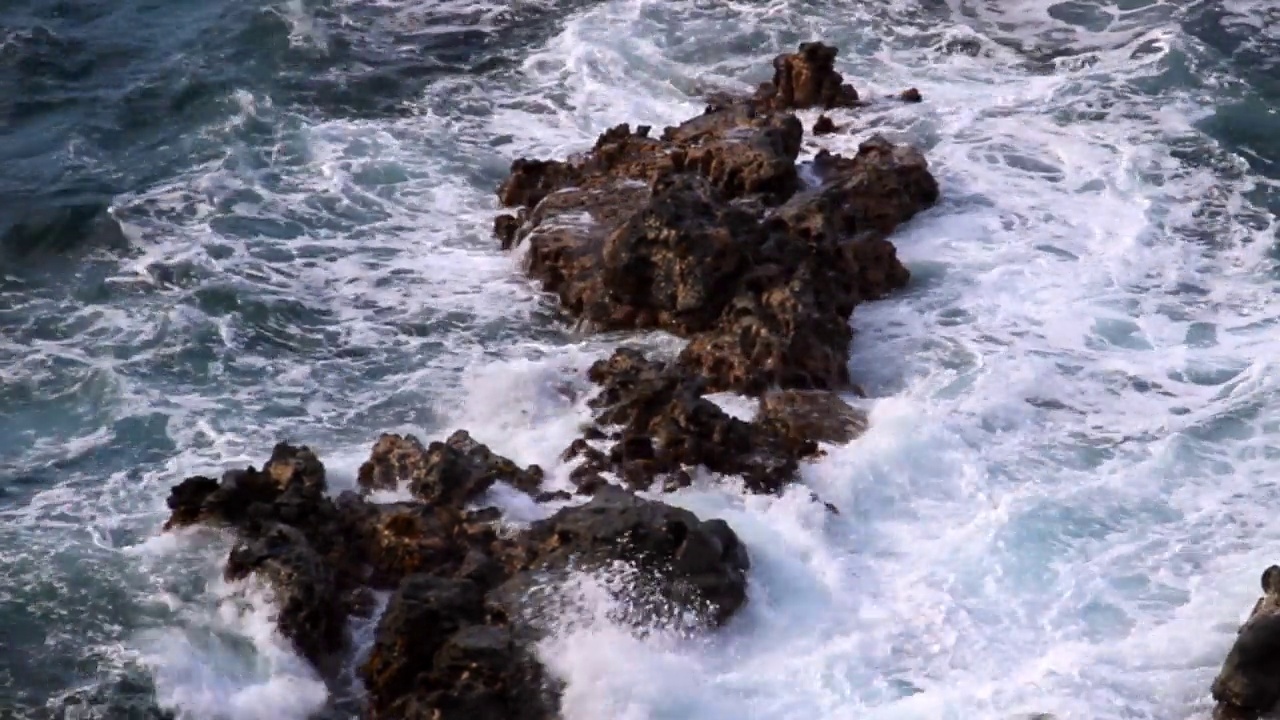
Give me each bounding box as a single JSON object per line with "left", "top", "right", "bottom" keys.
{"left": 497, "top": 158, "right": 581, "bottom": 209}
{"left": 753, "top": 41, "right": 860, "bottom": 110}
{"left": 361, "top": 575, "right": 489, "bottom": 718}
{"left": 757, "top": 389, "right": 869, "bottom": 446}
{"left": 497, "top": 486, "right": 750, "bottom": 627}
{"left": 163, "top": 442, "right": 326, "bottom": 530}
{"left": 357, "top": 431, "right": 543, "bottom": 503}
{"left": 345, "top": 501, "right": 494, "bottom": 588}
{"left": 224, "top": 523, "right": 346, "bottom": 666}
{"left": 811, "top": 135, "right": 940, "bottom": 238}
{"left": 600, "top": 174, "right": 762, "bottom": 333}
{"left": 899, "top": 88, "right": 923, "bottom": 103}
{"left": 494, "top": 213, "right": 522, "bottom": 250}
{"left": 564, "top": 348, "right": 817, "bottom": 493}
{"left": 813, "top": 114, "right": 838, "bottom": 135}
{"left": 497, "top": 106, "right": 934, "bottom": 401}
{"left": 1212, "top": 566, "right": 1280, "bottom": 719}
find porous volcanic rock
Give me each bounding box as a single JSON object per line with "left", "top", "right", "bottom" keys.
{"left": 562, "top": 348, "right": 819, "bottom": 494}
{"left": 493, "top": 42, "right": 938, "bottom": 492}
{"left": 357, "top": 430, "right": 544, "bottom": 502}
{"left": 756, "top": 389, "right": 869, "bottom": 446}
{"left": 164, "top": 435, "right": 753, "bottom": 720}
{"left": 753, "top": 41, "right": 861, "bottom": 110}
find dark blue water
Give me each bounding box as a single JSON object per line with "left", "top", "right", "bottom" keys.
{"left": 1, "top": 0, "right": 1277, "bottom": 717}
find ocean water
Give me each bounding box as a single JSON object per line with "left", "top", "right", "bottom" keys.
{"left": 1, "top": 0, "right": 1278, "bottom": 718}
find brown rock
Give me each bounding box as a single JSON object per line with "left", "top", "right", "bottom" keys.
{"left": 357, "top": 430, "right": 543, "bottom": 503}
{"left": 899, "top": 88, "right": 923, "bottom": 103}
{"left": 494, "top": 485, "right": 751, "bottom": 626}
{"left": 757, "top": 389, "right": 869, "bottom": 445}
{"left": 811, "top": 135, "right": 941, "bottom": 238}
{"left": 754, "top": 41, "right": 860, "bottom": 110}
{"left": 497, "top": 158, "right": 581, "bottom": 209}
{"left": 813, "top": 114, "right": 838, "bottom": 135}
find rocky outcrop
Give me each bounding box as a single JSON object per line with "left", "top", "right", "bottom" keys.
{"left": 495, "top": 42, "right": 937, "bottom": 493}
{"left": 357, "top": 430, "right": 544, "bottom": 501}
{"left": 1212, "top": 566, "right": 1280, "bottom": 719}
{"left": 164, "top": 437, "right": 752, "bottom": 720}
{"left": 752, "top": 41, "right": 861, "bottom": 111}
{"left": 562, "top": 348, "right": 817, "bottom": 495}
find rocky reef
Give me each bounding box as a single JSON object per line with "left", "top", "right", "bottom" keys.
{"left": 158, "top": 42, "right": 938, "bottom": 719}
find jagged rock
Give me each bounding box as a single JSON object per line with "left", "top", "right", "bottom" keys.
{"left": 362, "top": 576, "right": 518, "bottom": 720}
{"left": 811, "top": 136, "right": 941, "bottom": 238}
{"left": 495, "top": 68, "right": 935, "bottom": 398}
{"left": 753, "top": 41, "right": 860, "bottom": 110}
{"left": 497, "top": 158, "right": 581, "bottom": 209}
{"left": 813, "top": 114, "right": 838, "bottom": 135}
{"left": 359, "top": 486, "right": 749, "bottom": 720}
{"left": 225, "top": 523, "right": 346, "bottom": 666}
{"left": 757, "top": 389, "right": 869, "bottom": 446}
{"left": 1212, "top": 566, "right": 1280, "bottom": 719}
{"left": 357, "top": 430, "right": 543, "bottom": 503}
{"left": 496, "top": 485, "right": 751, "bottom": 627}
{"left": 343, "top": 500, "right": 500, "bottom": 588}
{"left": 163, "top": 442, "right": 326, "bottom": 529}
{"left": 564, "top": 348, "right": 817, "bottom": 493}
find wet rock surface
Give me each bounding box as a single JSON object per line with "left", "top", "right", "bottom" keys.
{"left": 163, "top": 438, "right": 753, "bottom": 720}
{"left": 490, "top": 43, "right": 936, "bottom": 496}
{"left": 1212, "top": 566, "right": 1280, "bottom": 720}
{"left": 158, "top": 41, "right": 938, "bottom": 720}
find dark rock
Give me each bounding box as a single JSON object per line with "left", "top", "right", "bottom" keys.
{"left": 899, "top": 88, "right": 923, "bottom": 103}
{"left": 571, "top": 348, "right": 817, "bottom": 493}
{"left": 494, "top": 213, "right": 522, "bottom": 250}
{"left": 813, "top": 114, "right": 838, "bottom": 135}
{"left": 225, "top": 523, "right": 346, "bottom": 666}
{"left": 163, "top": 443, "right": 326, "bottom": 530}
{"left": 1212, "top": 565, "right": 1280, "bottom": 719}
{"left": 811, "top": 135, "right": 941, "bottom": 238}
{"left": 497, "top": 158, "right": 581, "bottom": 209}
{"left": 362, "top": 576, "right": 487, "bottom": 718}
{"left": 346, "top": 502, "right": 480, "bottom": 588}
{"left": 497, "top": 486, "right": 750, "bottom": 627}
{"left": 357, "top": 431, "right": 543, "bottom": 503}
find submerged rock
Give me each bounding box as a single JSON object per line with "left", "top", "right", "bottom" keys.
{"left": 813, "top": 114, "right": 838, "bottom": 135}
{"left": 496, "top": 485, "right": 750, "bottom": 626}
